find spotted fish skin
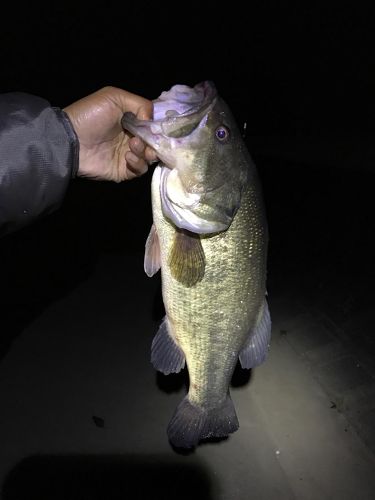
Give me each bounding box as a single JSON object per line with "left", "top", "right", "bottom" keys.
{"left": 122, "top": 81, "right": 271, "bottom": 448}
{"left": 151, "top": 165, "right": 269, "bottom": 448}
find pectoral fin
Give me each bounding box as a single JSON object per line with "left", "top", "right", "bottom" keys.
{"left": 168, "top": 229, "right": 206, "bottom": 287}
{"left": 144, "top": 223, "right": 161, "bottom": 277}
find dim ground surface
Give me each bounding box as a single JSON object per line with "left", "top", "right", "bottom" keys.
{"left": 0, "top": 253, "right": 374, "bottom": 500}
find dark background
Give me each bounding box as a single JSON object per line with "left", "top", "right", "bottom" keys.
{"left": 0, "top": 3, "right": 374, "bottom": 356}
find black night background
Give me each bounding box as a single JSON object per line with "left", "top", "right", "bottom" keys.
{"left": 0, "top": 3, "right": 374, "bottom": 499}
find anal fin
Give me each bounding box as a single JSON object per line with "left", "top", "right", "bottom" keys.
{"left": 151, "top": 316, "right": 185, "bottom": 375}
{"left": 239, "top": 298, "right": 272, "bottom": 369}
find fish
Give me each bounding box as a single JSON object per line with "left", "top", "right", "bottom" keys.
{"left": 122, "top": 81, "right": 271, "bottom": 449}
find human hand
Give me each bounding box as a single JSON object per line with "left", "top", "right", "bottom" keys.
{"left": 64, "top": 86, "right": 157, "bottom": 182}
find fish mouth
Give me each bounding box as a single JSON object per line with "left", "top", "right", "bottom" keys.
{"left": 123, "top": 81, "right": 235, "bottom": 234}
{"left": 121, "top": 81, "right": 217, "bottom": 159}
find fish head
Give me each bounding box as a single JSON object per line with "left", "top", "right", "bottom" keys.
{"left": 122, "top": 81, "right": 252, "bottom": 234}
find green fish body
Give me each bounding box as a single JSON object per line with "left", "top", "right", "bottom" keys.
{"left": 122, "top": 81, "right": 271, "bottom": 448}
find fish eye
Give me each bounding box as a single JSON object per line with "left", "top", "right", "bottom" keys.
{"left": 215, "top": 125, "right": 230, "bottom": 143}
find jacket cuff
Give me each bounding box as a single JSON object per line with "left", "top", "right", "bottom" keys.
{"left": 53, "top": 108, "right": 80, "bottom": 178}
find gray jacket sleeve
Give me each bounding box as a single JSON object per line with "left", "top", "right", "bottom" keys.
{"left": 0, "top": 92, "right": 79, "bottom": 237}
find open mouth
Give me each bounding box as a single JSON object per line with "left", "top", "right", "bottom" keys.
{"left": 121, "top": 81, "right": 217, "bottom": 144}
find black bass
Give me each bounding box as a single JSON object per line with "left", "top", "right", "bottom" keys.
{"left": 122, "top": 81, "right": 271, "bottom": 448}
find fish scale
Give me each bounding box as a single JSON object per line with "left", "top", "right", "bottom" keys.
{"left": 152, "top": 167, "right": 268, "bottom": 409}
{"left": 121, "top": 81, "right": 271, "bottom": 448}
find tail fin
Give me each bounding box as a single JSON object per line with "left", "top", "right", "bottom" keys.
{"left": 167, "top": 395, "right": 239, "bottom": 449}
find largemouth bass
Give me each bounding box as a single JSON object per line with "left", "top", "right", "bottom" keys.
{"left": 122, "top": 81, "right": 271, "bottom": 449}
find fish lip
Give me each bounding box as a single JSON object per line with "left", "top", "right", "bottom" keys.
{"left": 121, "top": 81, "right": 217, "bottom": 150}
{"left": 154, "top": 80, "right": 217, "bottom": 118}
{"left": 121, "top": 112, "right": 165, "bottom": 158}
{"left": 157, "top": 81, "right": 217, "bottom": 138}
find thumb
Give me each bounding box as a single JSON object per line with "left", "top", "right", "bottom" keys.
{"left": 98, "top": 86, "right": 153, "bottom": 121}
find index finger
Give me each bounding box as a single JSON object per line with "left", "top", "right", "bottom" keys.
{"left": 105, "top": 87, "right": 153, "bottom": 121}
